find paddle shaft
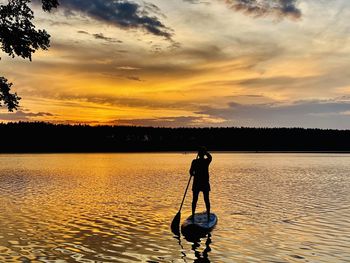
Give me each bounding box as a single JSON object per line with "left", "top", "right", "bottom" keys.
{"left": 178, "top": 175, "right": 192, "bottom": 212}
{"left": 178, "top": 153, "right": 198, "bottom": 212}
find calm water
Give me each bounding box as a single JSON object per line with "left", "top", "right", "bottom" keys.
{"left": 1, "top": 153, "right": 350, "bottom": 262}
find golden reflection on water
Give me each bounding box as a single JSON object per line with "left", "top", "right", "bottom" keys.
{"left": 0, "top": 153, "right": 350, "bottom": 262}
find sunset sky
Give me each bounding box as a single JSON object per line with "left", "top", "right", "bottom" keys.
{"left": 1, "top": 0, "right": 350, "bottom": 128}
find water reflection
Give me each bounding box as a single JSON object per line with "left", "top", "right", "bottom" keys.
{"left": 1, "top": 153, "right": 350, "bottom": 262}
{"left": 174, "top": 233, "right": 213, "bottom": 263}
{"left": 192, "top": 234, "right": 212, "bottom": 263}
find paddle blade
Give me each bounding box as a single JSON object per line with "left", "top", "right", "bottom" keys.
{"left": 171, "top": 211, "right": 181, "bottom": 236}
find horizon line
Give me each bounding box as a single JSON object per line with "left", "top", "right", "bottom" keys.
{"left": 1, "top": 121, "right": 350, "bottom": 131}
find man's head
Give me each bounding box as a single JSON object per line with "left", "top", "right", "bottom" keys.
{"left": 198, "top": 146, "right": 207, "bottom": 158}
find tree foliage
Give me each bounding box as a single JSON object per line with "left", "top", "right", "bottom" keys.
{"left": 0, "top": 123, "right": 349, "bottom": 152}
{"left": 0, "top": 0, "right": 58, "bottom": 111}
{"left": 0, "top": 77, "right": 19, "bottom": 110}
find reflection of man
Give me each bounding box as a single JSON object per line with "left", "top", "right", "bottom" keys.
{"left": 193, "top": 233, "right": 212, "bottom": 263}
{"left": 189, "top": 147, "right": 212, "bottom": 223}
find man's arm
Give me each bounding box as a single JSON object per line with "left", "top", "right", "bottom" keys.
{"left": 206, "top": 152, "right": 212, "bottom": 164}
{"left": 189, "top": 160, "right": 195, "bottom": 176}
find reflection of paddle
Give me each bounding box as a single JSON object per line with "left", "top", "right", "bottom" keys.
{"left": 171, "top": 175, "right": 192, "bottom": 236}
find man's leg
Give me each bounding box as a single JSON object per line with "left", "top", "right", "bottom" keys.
{"left": 203, "top": 191, "right": 211, "bottom": 222}
{"left": 192, "top": 190, "right": 199, "bottom": 222}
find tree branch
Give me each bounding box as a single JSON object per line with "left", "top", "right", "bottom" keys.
{"left": 0, "top": 0, "right": 57, "bottom": 111}
{"left": 0, "top": 77, "right": 21, "bottom": 112}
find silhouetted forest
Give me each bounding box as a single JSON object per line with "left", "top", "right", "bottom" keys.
{"left": 1, "top": 122, "right": 350, "bottom": 153}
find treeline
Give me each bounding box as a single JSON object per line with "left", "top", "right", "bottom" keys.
{"left": 1, "top": 122, "right": 350, "bottom": 152}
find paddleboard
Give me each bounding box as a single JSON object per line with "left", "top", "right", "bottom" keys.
{"left": 181, "top": 212, "right": 217, "bottom": 237}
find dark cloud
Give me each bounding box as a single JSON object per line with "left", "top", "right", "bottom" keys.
{"left": 0, "top": 110, "right": 54, "bottom": 121}
{"left": 100, "top": 72, "right": 144, "bottom": 81}
{"left": 197, "top": 99, "right": 350, "bottom": 128}
{"left": 92, "top": 33, "right": 123, "bottom": 43}
{"left": 76, "top": 31, "right": 123, "bottom": 43}
{"left": 126, "top": 76, "right": 143, "bottom": 81}
{"left": 58, "top": 0, "right": 173, "bottom": 39}
{"left": 237, "top": 73, "right": 350, "bottom": 95}
{"left": 114, "top": 116, "right": 214, "bottom": 127}
{"left": 225, "top": 0, "right": 301, "bottom": 19}
{"left": 183, "top": 0, "right": 210, "bottom": 4}
{"left": 183, "top": 0, "right": 301, "bottom": 19}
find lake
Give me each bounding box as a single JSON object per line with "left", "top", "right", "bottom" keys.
{"left": 0, "top": 153, "right": 350, "bottom": 262}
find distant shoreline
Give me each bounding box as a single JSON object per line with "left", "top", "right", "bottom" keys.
{"left": 2, "top": 122, "right": 350, "bottom": 153}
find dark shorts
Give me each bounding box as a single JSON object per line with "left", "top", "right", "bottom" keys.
{"left": 192, "top": 183, "right": 211, "bottom": 193}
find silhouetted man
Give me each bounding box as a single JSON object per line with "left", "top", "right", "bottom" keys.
{"left": 190, "top": 147, "right": 212, "bottom": 223}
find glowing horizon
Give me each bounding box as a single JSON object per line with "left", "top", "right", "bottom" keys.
{"left": 2, "top": 0, "right": 350, "bottom": 128}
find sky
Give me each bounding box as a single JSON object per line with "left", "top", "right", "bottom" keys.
{"left": 1, "top": 0, "right": 350, "bottom": 128}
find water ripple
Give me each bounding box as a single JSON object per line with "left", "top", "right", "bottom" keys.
{"left": 0, "top": 153, "right": 350, "bottom": 262}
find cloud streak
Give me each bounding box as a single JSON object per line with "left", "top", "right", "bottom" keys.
{"left": 92, "top": 33, "right": 123, "bottom": 43}
{"left": 114, "top": 116, "right": 221, "bottom": 127}
{"left": 0, "top": 110, "right": 54, "bottom": 121}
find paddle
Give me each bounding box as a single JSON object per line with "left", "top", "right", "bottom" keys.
{"left": 171, "top": 174, "right": 192, "bottom": 236}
